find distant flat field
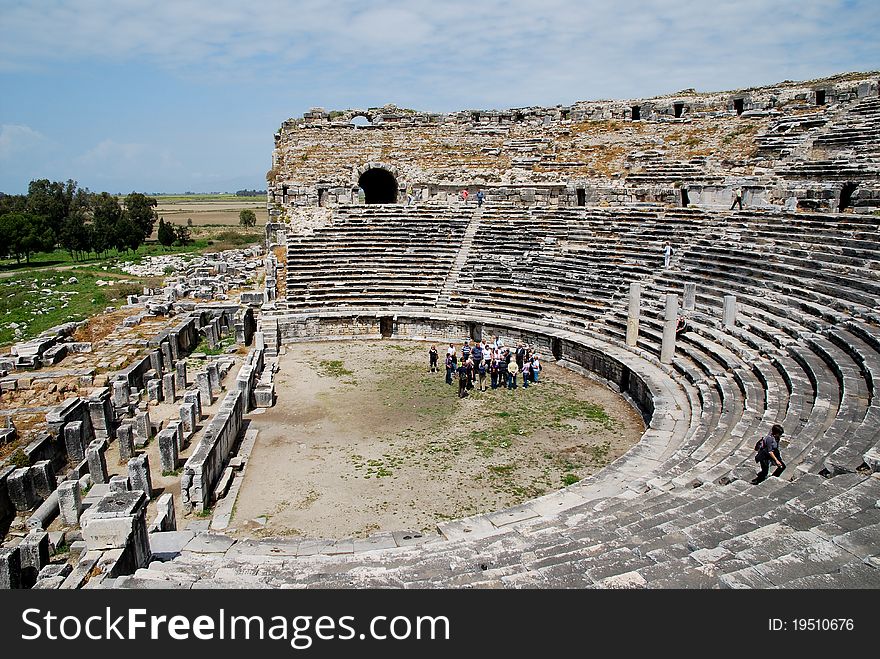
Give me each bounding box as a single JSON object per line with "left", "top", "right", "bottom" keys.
{"left": 154, "top": 195, "right": 268, "bottom": 226}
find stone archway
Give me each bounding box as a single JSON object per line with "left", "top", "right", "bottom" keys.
{"left": 357, "top": 165, "right": 399, "bottom": 204}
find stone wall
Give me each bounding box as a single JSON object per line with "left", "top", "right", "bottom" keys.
{"left": 181, "top": 389, "right": 244, "bottom": 513}
{"left": 269, "top": 72, "right": 880, "bottom": 216}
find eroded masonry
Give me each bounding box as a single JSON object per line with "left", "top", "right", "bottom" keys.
{"left": 2, "top": 71, "right": 880, "bottom": 589}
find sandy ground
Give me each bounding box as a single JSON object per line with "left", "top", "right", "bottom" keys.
{"left": 230, "top": 341, "right": 645, "bottom": 539}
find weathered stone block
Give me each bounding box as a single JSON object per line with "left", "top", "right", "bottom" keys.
{"left": 31, "top": 460, "right": 56, "bottom": 499}
{"left": 86, "top": 440, "right": 109, "bottom": 485}
{"left": 158, "top": 429, "right": 178, "bottom": 473}
{"left": 63, "top": 421, "right": 85, "bottom": 463}
{"left": 127, "top": 454, "right": 152, "bottom": 499}
{"left": 117, "top": 421, "right": 136, "bottom": 463}
{"left": 8, "top": 467, "right": 40, "bottom": 511}
{"left": 58, "top": 479, "right": 82, "bottom": 526}
{"left": 0, "top": 546, "right": 22, "bottom": 589}
{"left": 109, "top": 475, "right": 129, "bottom": 493}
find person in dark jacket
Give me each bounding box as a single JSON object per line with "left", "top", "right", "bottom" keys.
{"left": 457, "top": 361, "right": 470, "bottom": 398}
{"left": 752, "top": 424, "right": 785, "bottom": 484}
{"left": 429, "top": 345, "right": 439, "bottom": 372}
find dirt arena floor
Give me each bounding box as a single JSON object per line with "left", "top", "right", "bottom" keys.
{"left": 230, "top": 341, "right": 645, "bottom": 538}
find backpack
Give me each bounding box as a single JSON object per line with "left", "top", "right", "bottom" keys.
{"left": 754, "top": 437, "right": 768, "bottom": 462}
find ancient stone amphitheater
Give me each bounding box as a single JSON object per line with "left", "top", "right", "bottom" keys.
{"left": 6, "top": 72, "right": 878, "bottom": 590}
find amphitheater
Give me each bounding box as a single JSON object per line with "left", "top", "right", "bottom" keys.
{"left": 2, "top": 71, "right": 880, "bottom": 589}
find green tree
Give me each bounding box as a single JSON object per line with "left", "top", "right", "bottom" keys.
{"left": 157, "top": 218, "right": 176, "bottom": 248}
{"left": 239, "top": 209, "right": 257, "bottom": 227}
{"left": 0, "top": 212, "right": 54, "bottom": 263}
{"left": 59, "top": 188, "right": 93, "bottom": 260}
{"left": 27, "top": 179, "right": 76, "bottom": 241}
{"left": 91, "top": 192, "right": 122, "bottom": 256}
{"left": 174, "top": 224, "right": 192, "bottom": 246}
{"left": 123, "top": 192, "right": 158, "bottom": 241}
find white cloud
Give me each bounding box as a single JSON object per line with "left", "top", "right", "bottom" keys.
{"left": 0, "top": 124, "right": 49, "bottom": 160}
{"left": 75, "top": 139, "right": 182, "bottom": 183}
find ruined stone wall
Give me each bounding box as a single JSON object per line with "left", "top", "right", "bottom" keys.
{"left": 268, "top": 71, "right": 879, "bottom": 218}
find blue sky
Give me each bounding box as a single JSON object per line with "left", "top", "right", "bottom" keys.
{"left": 1, "top": 0, "right": 878, "bottom": 194}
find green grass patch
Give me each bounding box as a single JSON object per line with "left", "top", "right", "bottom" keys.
{"left": 0, "top": 271, "right": 123, "bottom": 345}
{"left": 194, "top": 335, "right": 235, "bottom": 356}
{"left": 318, "top": 360, "right": 354, "bottom": 378}
{"left": 562, "top": 473, "right": 580, "bottom": 486}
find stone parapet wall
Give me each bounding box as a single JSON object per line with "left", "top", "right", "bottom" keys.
{"left": 181, "top": 389, "right": 244, "bottom": 514}
{"left": 269, "top": 72, "right": 880, "bottom": 216}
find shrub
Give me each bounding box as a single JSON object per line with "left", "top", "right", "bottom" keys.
{"left": 9, "top": 448, "right": 29, "bottom": 468}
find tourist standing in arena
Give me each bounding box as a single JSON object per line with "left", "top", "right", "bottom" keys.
{"left": 445, "top": 351, "right": 456, "bottom": 385}
{"left": 457, "top": 360, "right": 470, "bottom": 398}
{"left": 476, "top": 357, "right": 487, "bottom": 391}
{"left": 531, "top": 353, "right": 541, "bottom": 383}
{"left": 429, "top": 345, "right": 439, "bottom": 372}
{"left": 752, "top": 424, "right": 786, "bottom": 484}
{"left": 490, "top": 358, "right": 500, "bottom": 389}
{"left": 507, "top": 358, "right": 519, "bottom": 389}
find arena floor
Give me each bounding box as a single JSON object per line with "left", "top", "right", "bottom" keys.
{"left": 228, "top": 340, "right": 645, "bottom": 538}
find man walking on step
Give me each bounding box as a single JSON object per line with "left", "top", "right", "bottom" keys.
{"left": 663, "top": 241, "right": 674, "bottom": 269}
{"left": 752, "top": 424, "right": 786, "bottom": 484}
{"left": 730, "top": 187, "right": 744, "bottom": 210}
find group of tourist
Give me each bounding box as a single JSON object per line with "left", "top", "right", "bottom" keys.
{"left": 428, "top": 337, "right": 541, "bottom": 398}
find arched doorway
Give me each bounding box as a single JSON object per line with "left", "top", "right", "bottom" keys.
{"left": 358, "top": 168, "right": 398, "bottom": 204}
{"left": 838, "top": 182, "right": 858, "bottom": 212}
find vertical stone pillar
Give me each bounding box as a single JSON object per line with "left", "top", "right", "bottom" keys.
{"left": 127, "top": 454, "right": 153, "bottom": 499}
{"left": 117, "top": 421, "right": 136, "bottom": 463}
{"left": 683, "top": 282, "right": 696, "bottom": 311}
{"left": 207, "top": 363, "right": 221, "bottom": 395}
{"left": 660, "top": 293, "right": 679, "bottom": 364}
{"left": 57, "top": 480, "right": 82, "bottom": 526}
{"left": 185, "top": 389, "right": 203, "bottom": 420}
{"left": 0, "top": 547, "right": 22, "bottom": 589}
{"left": 160, "top": 341, "right": 173, "bottom": 373}
{"left": 19, "top": 531, "right": 49, "bottom": 588}
{"left": 31, "top": 461, "right": 56, "bottom": 500}
{"left": 175, "top": 360, "right": 187, "bottom": 391}
{"left": 254, "top": 331, "right": 265, "bottom": 351}
{"left": 162, "top": 373, "right": 176, "bottom": 403}
{"left": 8, "top": 468, "right": 39, "bottom": 511}
{"left": 88, "top": 388, "right": 115, "bottom": 439}
{"left": 180, "top": 402, "right": 197, "bottom": 436}
{"left": 86, "top": 440, "right": 109, "bottom": 485}
{"left": 63, "top": 421, "right": 85, "bottom": 464}
{"left": 146, "top": 379, "right": 162, "bottom": 403}
{"left": 112, "top": 380, "right": 130, "bottom": 407}
{"left": 197, "top": 371, "right": 213, "bottom": 405}
{"left": 158, "top": 429, "right": 179, "bottom": 473}
{"left": 149, "top": 349, "right": 163, "bottom": 376}
{"left": 134, "top": 410, "right": 152, "bottom": 445}
{"left": 626, "top": 282, "right": 641, "bottom": 348}
{"left": 154, "top": 493, "right": 177, "bottom": 532}
{"left": 167, "top": 419, "right": 185, "bottom": 452}
{"left": 723, "top": 295, "right": 737, "bottom": 328}
{"left": 109, "top": 475, "right": 129, "bottom": 493}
